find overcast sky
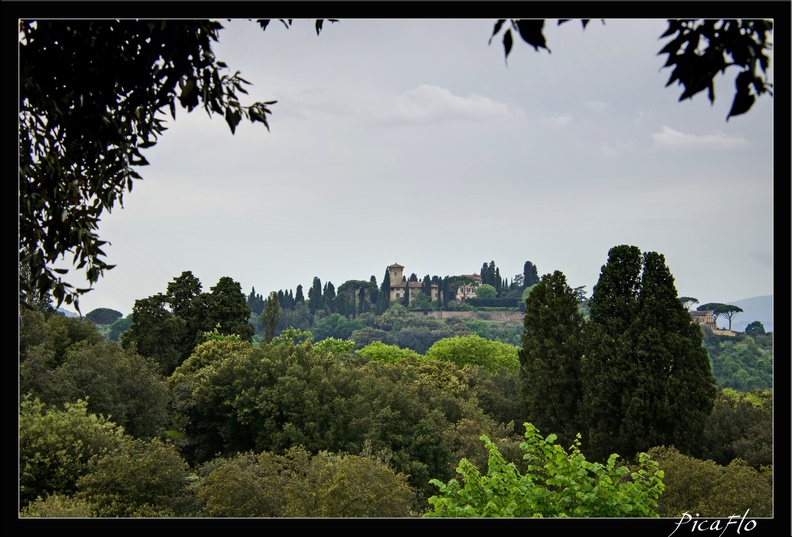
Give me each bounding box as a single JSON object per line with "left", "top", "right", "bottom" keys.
{"left": 61, "top": 18, "right": 775, "bottom": 317}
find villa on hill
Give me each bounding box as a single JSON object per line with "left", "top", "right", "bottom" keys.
{"left": 690, "top": 310, "right": 736, "bottom": 336}
{"left": 387, "top": 263, "right": 482, "bottom": 306}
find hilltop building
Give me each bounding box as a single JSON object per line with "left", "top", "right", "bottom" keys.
{"left": 387, "top": 263, "right": 481, "bottom": 306}
{"left": 690, "top": 310, "right": 715, "bottom": 327}
{"left": 387, "top": 263, "right": 439, "bottom": 305}
{"left": 690, "top": 310, "right": 736, "bottom": 336}
{"left": 456, "top": 273, "right": 482, "bottom": 302}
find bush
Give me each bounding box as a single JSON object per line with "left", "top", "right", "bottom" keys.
{"left": 425, "top": 423, "right": 664, "bottom": 517}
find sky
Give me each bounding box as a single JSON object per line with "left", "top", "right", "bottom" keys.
{"left": 58, "top": 18, "right": 775, "bottom": 317}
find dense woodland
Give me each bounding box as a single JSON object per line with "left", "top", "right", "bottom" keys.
{"left": 18, "top": 248, "right": 773, "bottom": 518}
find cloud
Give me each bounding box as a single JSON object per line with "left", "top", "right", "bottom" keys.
{"left": 371, "top": 84, "right": 519, "bottom": 124}
{"left": 584, "top": 101, "right": 609, "bottom": 113}
{"left": 540, "top": 113, "right": 572, "bottom": 129}
{"left": 596, "top": 142, "right": 621, "bottom": 159}
{"left": 595, "top": 140, "right": 637, "bottom": 159}
{"left": 650, "top": 126, "right": 751, "bottom": 151}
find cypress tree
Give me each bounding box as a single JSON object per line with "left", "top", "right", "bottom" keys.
{"left": 523, "top": 261, "right": 540, "bottom": 288}
{"left": 308, "top": 277, "right": 323, "bottom": 314}
{"left": 518, "top": 270, "right": 584, "bottom": 449}
{"left": 580, "top": 246, "right": 717, "bottom": 462}
{"left": 295, "top": 285, "right": 305, "bottom": 304}
{"left": 378, "top": 269, "right": 391, "bottom": 314}
{"left": 261, "top": 291, "right": 281, "bottom": 343}
{"left": 369, "top": 275, "right": 379, "bottom": 306}
{"left": 422, "top": 274, "right": 432, "bottom": 302}
{"left": 323, "top": 281, "right": 336, "bottom": 313}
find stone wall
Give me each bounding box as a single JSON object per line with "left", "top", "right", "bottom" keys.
{"left": 408, "top": 310, "right": 524, "bottom": 323}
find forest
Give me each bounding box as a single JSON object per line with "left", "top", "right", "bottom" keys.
{"left": 18, "top": 246, "right": 774, "bottom": 519}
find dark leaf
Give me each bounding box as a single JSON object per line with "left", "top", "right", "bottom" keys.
{"left": 225, "top": 107, "right": 239, "bottom": 134}
{"left": 727, "top": 75, "right": 756, "bottom": 120}
{"left": 489, "top": 19, "right": 506, "bottom": 45}
{"left": 503, "top": 29, "right": 513, "bottom": 60}
{"left": 514, "top": 20, "right": 549, "bottom": 52}
{"left": 660, "top": 20, "right": 680, "bottom": 38}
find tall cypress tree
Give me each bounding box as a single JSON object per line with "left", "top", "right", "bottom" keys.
{"left": 295, "top": 285, "right": 305, "bottom": 304}
{"left": 323, "top": 281, "right": 336, "bottom": 313}
{"left": 308, "top": 277, "right": 323, "bottom": 314}
{"left": 620, "top": 252, "right": 716, "bottom": 457}
{"left": 518, "top": 270, "right": 584, "bottom": 449}
{"left": 580, "top": 246, "right": 717, "bottom": 462}
{"left": 378, "top": 269, "right": 391, "bottom": 314}
{"left": 523, "top": 261, "right": 540, "bottom": 288}
{"left": 261, "top": 291, "right": 281, "bottom": 343}
{"left": 422, "top": 274, "right": 432, "bottom": 302}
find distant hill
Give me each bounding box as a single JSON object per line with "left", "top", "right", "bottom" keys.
{"left": 718, "top": 295, "right": 773, "bottom": 333}
{"left": 56, "top": 308, "right": 80, "bottom": 318}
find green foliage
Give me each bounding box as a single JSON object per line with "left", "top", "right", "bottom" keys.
{"left": 519, "top": 270, "right": 584, "bottom": 448}
{"left": 647, "top": 446, "right": 772, "bottom": 518}
{"left": 21, "top": 340, "right": 170, "bottom": 438}
{"left": 393, "top": 327, "right": 444, "bottom": 354}
{"left": 85, "top": 307, "right": 123, "bottom": 325}
{"left": 521, "top": 284, "right": 536, "bottom": 304}
{"left": 75, "top": 437, "right": 195, "bottom": 517}
{"left": 271, "top": 326, "right": 313, "bottom": 346}
{"left": 744, "top": 320, "right": 766, "bottom": 336}
{"left": 581, "top": 246, "right": 717, "bottom": 462}
{"left": 425, "top": 334, "right": 519, "bottom": 374}
{"left": 203, "top": 276, "right": 255, "bottom": 341}
{"left": 475, "top": 284, "right": 497, "bottom": 299}
{"left": 202, "top": 325, "right": 242, "bottom": 343}
{"left": 523, "top": 261, "right": 539, "bottom": 288}
{"left": 20, "top": 310, "right": 104, "bottom": 366}
{"left": 312, "top": 312, "right": 364, "bottom": 341}
{"left": 167, "top": 337, "right": 507, "bottom": 507}
{"left": 376, "top": 303, "right": 410, "bottom": 331}
{"left": 106, "top": 314, "right": 132, "bottom": 342}
{"left": 705, "top": 332, "right": 773, "bottom": 391}
{"left": 464, "top": 365, "right": 523, "bottom": 428}
{"left": 425, "top": 423, "right": 664, "bottom": 517}
{"left": 20, "top": 493, "right": 96, "bottom": 517}
{"left": 349, "top": 326, "right": 396, "bottom": 349}
{"left": 357, "top": 341, "right": 422, "bottom": 363}
{"left": 19, "top": 397, "right": 127, "bottom": 508}
{"left": 197, "top": 447, "right": 415, "bottom": 517}
{"left": 313, "top": 337, "right": 356, "bottom": 356}
{"left": 700, "top": 388, "right": 772, "bottom": 468}
{"left": 122, "top": 273, "right": 255, "bottom": 375}
{"left": 120, "top": 294, "right": 183, "bottom": 375}
{"left": 261, "top": 291, "right": 281, "bottom": 343}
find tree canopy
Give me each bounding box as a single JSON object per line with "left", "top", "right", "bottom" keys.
{"left": 580, "top": 245, "right": 717, "bottom": 462}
